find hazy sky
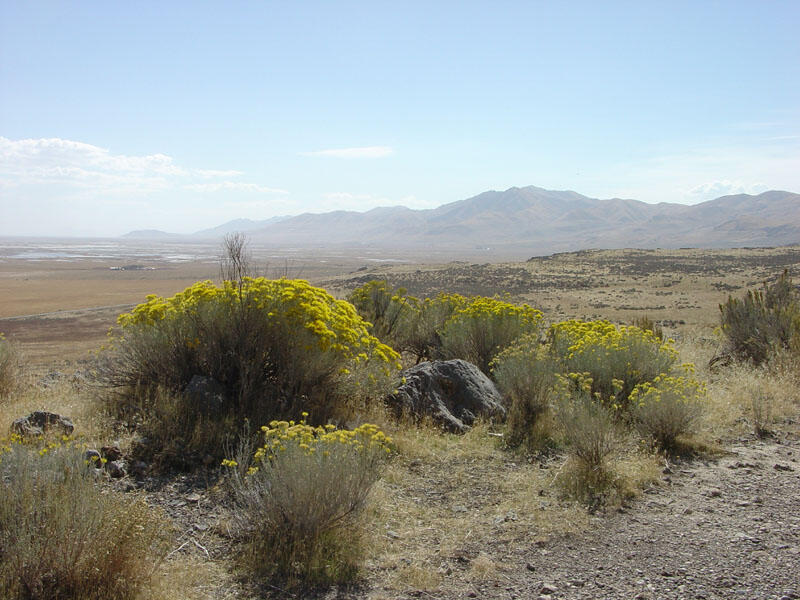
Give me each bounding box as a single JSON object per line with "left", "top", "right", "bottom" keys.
{"left": 1, "top": 1, "right": 799, "bottom": 236}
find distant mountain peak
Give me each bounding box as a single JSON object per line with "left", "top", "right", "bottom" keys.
{"left": 121, "top": 186, "right": 800, "bottom": 255}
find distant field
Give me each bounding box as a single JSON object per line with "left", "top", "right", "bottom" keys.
{"left": 323, "top": 246, "right": 800, "bottom": 329}
{"left": 2, "top": 241, "right": 799, "bottom": 369}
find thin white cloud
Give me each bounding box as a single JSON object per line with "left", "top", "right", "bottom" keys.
{"left": 0, "top": 137, "right": 242, "bottom": 187}
{"left": 302, "top": 146, "right": 394, "bottom": 159}
{"left": 320, "top": 191, "right": 429, "bottom": 212}
{"left": 185, "top": 182, "right": 289, "bottom": 194}
{"left": 0, "top": 136, "right": 290, "bottom": 236}
{"left": 686, "top": 180, "right": 768, "bottom": 199}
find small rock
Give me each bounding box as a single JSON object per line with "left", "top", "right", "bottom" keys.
{"left": 386, "top": 530, "right": 401, "bottom": 539}
{"left": 10, "top": 411, "right": 74, "bottom": 437}
{"left": 186, "top": 493, "right": 202, "bottom": 503}
{"left": 540, "top": 583, "right": 557, "bottom": 594}
{"left": 704, "top": 488, "right": 722, "bottom": 498}
{"left": 774, "top": 463, "right": 794, "bottom": 472}
{"left": 106, "top": 460, "right": 127, "bottom": 478}
{"left": 525, "top": 562, "right": 536, "bottom": 572}
{"left": 467, "top": 592, "right": 477, "bottom": 598}
{"left": 101, "top": 444, "right": 123, "bottom": 461}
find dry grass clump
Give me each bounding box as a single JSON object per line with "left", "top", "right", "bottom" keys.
{"left": 553, "top": 392, "right": 620, "bottom": 505}
{"left": 703, "top": 352, "right": 800, "bottom": 439}
{"left": 226, "top": 418, "right": 392, "bottom": 587}
{"left": 0, "top": 336, "right": 21, "bottom": 399}
{"left": 0, "top": 436, "right": 170, "bottom": 600}
{"left": 366, "top": 422, "right": 590, "bottom": 596}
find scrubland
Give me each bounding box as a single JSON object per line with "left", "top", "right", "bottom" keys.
{"left": 1, "top": 244, "right": 799, "bottom": 599}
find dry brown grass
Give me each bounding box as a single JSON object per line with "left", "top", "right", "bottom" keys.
{"left": 363, "top": 423, "right": 590, "bottom": 596}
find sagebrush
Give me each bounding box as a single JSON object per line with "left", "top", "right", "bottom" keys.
{"left": 227, "top": 418, "right": 392, "bottom": 586}
{"left": 0, "top": 435, "right": 169, "bottom": 600}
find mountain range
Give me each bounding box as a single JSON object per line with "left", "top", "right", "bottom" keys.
{"left": 124, "top": 186, "right": 800, "bottom": 255}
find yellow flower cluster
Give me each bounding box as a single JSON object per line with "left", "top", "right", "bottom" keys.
{"left": 549, "top": 319, "right": 676, "bottom": 362}
{"left": 447, "top": 296, "right": 543, "bottom": 327}
{"left": 116, "top": 277, "right": 401, "bottom": 368}
{"left": 629, "top": 372, "right": 707, "bottom": 408}
{"left": 0, "top": 432, "right": 81, "bottom": 464}
{"left": 226, "top": 414, "right": 394, "bottom": 474}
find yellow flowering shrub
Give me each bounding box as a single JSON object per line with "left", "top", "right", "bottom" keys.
{"left": 347, "top": 280, "right": 418, "bottom": 352}
{"left": 440, "top": 296, "right": 543, "bottom": 373}
{"left": 103, "top": 278, "right": 400, "bottom": 466}
{"left": 401, "top": 292, "right": 468, "bottom": 363}
{"left": 226, "top": 414, "right": 392, "bottom": 586}
{"left": 629, "top": 369, "right": 706, "bottom": 451}
{"left": 548, "top": 319, "right": 678, "bottom": 408}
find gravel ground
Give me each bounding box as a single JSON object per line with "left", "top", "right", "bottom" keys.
{"left": 134, "top": 433, "right": 800, "bottom": 600}
{"left": 456, "top": 436, "right": 800, "bottom": 600}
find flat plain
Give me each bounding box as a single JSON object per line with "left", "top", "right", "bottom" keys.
{"left": 4, "top": 241, "right": 800, "bottom": 370}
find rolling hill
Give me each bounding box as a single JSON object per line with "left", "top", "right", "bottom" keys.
{"left": 123, "top": 187, "right": 800, "bottom": 255}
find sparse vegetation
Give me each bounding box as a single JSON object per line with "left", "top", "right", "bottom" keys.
{"left": 3, "top": 244, "right": 800, "bottom": 598}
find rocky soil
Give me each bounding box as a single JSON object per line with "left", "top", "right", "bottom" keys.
{"left": 438, "top": 436, "right": 800, "bottom": 600}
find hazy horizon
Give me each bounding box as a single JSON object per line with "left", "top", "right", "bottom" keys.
{"left": 2, "top": 2, "right": 799, "bottom": 237}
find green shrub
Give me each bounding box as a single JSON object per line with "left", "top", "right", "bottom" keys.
{"left": 0, "top": 435, "right": 169, "bottom": 600}
{"left": 629, "top": 370, "right": 705, "bottom": 452}
{"left": 0, "top": 335, "right": 20, "bottom": 399}
{"left": 226, "top": 418, "right": 392, "bottom": 587}
{"left": 491, "top": 334, "right": 556, "bottom": 451}
{"left": 718, "top": 270, "right": 800, "bottom": 366}
{"left": 439, "top": 297, "right": 543, "bottom": 374}
{"left": 548, "top": 319, "right": 678, "bottom": 410}
{"left": 347, "top": 280, "right": 418, "bottom": 353}
{"left": 402, "top": 293, "right": 467, "bottom": 364}
{"left": 101, "top": 278, "right": 400, "bottom": 465}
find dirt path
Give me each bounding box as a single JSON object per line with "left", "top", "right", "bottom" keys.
{"left": 470, "top": 436, "right": 800, "bottom": 600}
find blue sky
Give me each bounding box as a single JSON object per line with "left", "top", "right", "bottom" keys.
{"left": 1, "top": 1, "right": 798, "bottom": 236}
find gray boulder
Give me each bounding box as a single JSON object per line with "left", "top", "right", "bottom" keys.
{"left": 10, "top": 410, "right": 75, "bottom": 437}
{"left": 388, "top": 359, "right": 506, "bottom": 433}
